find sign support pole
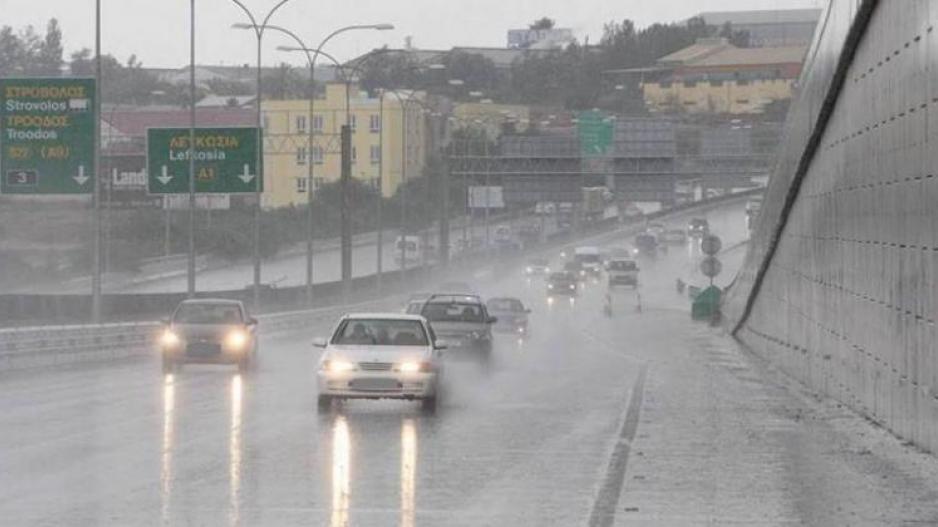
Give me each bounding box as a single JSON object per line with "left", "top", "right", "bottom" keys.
{"left": 187, "top": 0, "right": 197, "bottom": 298}
{"left": 92, "top": 0, "right": 103, "bottom": 323}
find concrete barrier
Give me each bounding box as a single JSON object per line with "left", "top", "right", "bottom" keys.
{"left": 723, "top": 1, "right": 938, "bottom": 454}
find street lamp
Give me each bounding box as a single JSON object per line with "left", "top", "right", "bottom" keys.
{"left": 271, "top": 25, "right": 393, "bottom": 305}
{"left": 228, "top": 0, "right": 296, "bottom": 313}
{"left": 252, "top": 26, "right": 390, "bottom": 306}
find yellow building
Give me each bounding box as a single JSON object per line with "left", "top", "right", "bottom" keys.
{"left": 620, "top": 38, "right": 807, "bottom": 115}
{"left": 261, "top": 83, "right": 428, "bottom": 209}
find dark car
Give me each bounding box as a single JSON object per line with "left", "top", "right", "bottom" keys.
{"left": 547, "top": 271, "right": 578, "bottom": 296}
{"left": 525, "top": 258, "right": 551, "bottom": 276}
{"left": 420, "top": 294, "right": 496, "bottom": 358}
{"left": 486, "top": 297, "right": 532, "bottom": 335}
{"left": 688, "top": 218, "right": 710, "bottom": 238}
{"left": 563, "top": 260, "right": 586, "bottom": 279}
{"left": 159, "top": 299, "right": 258, "bottom": 373}
{"left": 634, "top": 233, "right": 659, "bottom": 255}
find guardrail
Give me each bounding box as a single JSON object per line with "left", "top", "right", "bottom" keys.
{"left": 0, "top": 190, "right": 760, "bottom": 372}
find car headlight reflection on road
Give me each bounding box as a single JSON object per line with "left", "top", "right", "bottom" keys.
{"left": 323, "top": 360, "right": 356, "bottom": 373}
{"left": 161, "top": 330, "right": 181, "bottom": 347}
{"left": 225, "top": 330, "right": 249, "bottom": 350}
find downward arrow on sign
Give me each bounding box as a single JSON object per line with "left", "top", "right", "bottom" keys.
{"left": 157, "top": 165, "right": 173, "bottom": 185}
{"left": 238, "top": 164, "right": 256, "bottom": 184}
{"left": 73, "top": 165, "right": 90, "bottom": 185}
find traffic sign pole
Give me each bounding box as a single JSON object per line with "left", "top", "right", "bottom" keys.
{"left": 92, "top": 0, "right": 102, "bottom": 323}
{"left": 187, "top": 0, "right": 197, "bottom": 299}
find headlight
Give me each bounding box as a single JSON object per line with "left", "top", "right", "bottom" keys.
{"left": 322, "top": 359, "right": 356, "bottom": 373}
{"left": 398, "top": 362, "right": 431, "bottom": 373}
{"left": 569, "top": 284, "right": 575, "bottom": 290}
{"left": 548, "top": 283, "right": 554, "bottom": 289}
{"left": 161, "top": 330, "right": 180, "bottom": 347}
{"left": 225, "top": 330, "right": 249, "bottom": 350}
{"left": 526, "top": 266, "right": 533, "bottom": 273}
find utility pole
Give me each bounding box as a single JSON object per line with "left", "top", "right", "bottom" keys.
{"left": 340, "top": 124, "right": 352, "bottom": 301}
{"left": 187, "top": 0, "right": 197, "bottom": 298}
{"left": 91, "top": 0, "right": 103, "bottom": 323}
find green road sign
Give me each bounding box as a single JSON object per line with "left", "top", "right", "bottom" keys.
{"left": 147, "top": 127, "right": 262, "bottom": 194}
{"left": 0, "top": 78, "right": 96, "bottom": 194}
{"left": 577, "top": 110, "right": 614, "bottom": 156}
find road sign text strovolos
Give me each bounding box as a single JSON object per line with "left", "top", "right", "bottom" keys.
{"left": 147, "top": 127, "right": 262, "bottom": 194}
{"left": 0, "top": 78, "right": 96, "bottom": 194}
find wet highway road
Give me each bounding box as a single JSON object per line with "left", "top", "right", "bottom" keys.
{"left": 0, "top": 205, "right": 750, "bottom": 526}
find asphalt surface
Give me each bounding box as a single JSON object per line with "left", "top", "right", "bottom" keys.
{"left": 4, "top": 203, "right": 936, "bottom": 526}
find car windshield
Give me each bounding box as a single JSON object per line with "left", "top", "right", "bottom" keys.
{"left": 332, "top": 319, "right": 428, "bottom": 346}
{"left": 422, "top": 302, "right": 485, "bottom": 323}
{"left": 487, "top": 298, "right": 524, "bottom": 312}
{"left": 173, "top": 303, "right": 242, "bottom": 324}
{"left": 530, "top": 258, "right": 549, "bottom": 266}
{"left": 575, "top": 253, "right": 601, "bottom": 263}
{"left": 564, "top": 261, "right": 581, "bottom": 270}
{"left": 550, "top": 272, "right": 575, "bottom": 282}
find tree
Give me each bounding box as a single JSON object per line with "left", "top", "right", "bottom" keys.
{"left": 35, "top": 19, "right": 63, "bottom": 75}
{"left": 530, "top": 17, "right": 556, "bottom": 30}
{"left": 69, "top": 48, "right": 165, "bottom": 104}
{"left": 719, "top": 22, "right": 751, "bottom": 48}
{"left": 0, "top": 21, "right": 62, "bottom": 76}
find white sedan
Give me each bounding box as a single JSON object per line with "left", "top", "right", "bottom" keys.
{"left": 315, "top": 313, "right": 445, "bottom": 413}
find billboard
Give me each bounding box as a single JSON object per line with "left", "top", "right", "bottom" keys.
{"left": 469, "top": 186, "right": 505, "bottom": 209}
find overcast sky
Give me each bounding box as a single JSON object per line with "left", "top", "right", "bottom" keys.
{"left": 4, "top": 0, "right": 822, "bottom": 69}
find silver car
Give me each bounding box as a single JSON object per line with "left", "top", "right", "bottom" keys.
{"left": 315, "top": 313, "right": 446, "bottom": 413}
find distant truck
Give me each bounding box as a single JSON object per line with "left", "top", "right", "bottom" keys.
{"left": 582, "top": 187, "right": 606, "bottom": 224}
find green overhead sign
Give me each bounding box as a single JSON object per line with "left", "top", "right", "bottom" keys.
{"left": 147, "top": 127, "right": 262, "bottom": 194}
{"left": 578, "top": 110, "right": 614, "bottom": 156}
{"left": 0, "top": 78, "right": 96, "bottom": 194}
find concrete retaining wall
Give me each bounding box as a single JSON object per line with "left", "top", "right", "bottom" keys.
{"left": 724, "top": 1, "right": 938, "bottom": 452}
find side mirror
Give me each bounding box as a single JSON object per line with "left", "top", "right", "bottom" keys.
{"left": 434, "top": 340, "right": 449, "bottom": 351}
{"left": 487, "top": 316, "right": 498, "bottom": 324}
{"left": 312, "top": 337, "right": 328, "bottom": 348}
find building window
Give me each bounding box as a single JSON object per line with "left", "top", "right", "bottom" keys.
{"left": 710, "top": 80, "right": 724, "bottom": 87}
{"left": 313, "top": 115, "right": 324, "bottom": 132}
{"left": 659, "top": 81, "right": 672, "bottom": 89}
{"left": 296, "top": 146, "right": 307, "bottom": 165}
{"left": 370, "top": 145, "right": 381, "bottom": 165}
{"left": 296, "top": 115, "right": 307, "bottom": 133}
{"left": 735, "top": 99, "right": 750, "bottom": 104}
{"left": 313, "top": 177, "right": 325, "bottom": 190}
{"left": 683, "top": 80, "right": 697, "bottom": 88}
{"left": 296, "top": 177, "right": 308, "bottom": 193}
{"left": 370, "top": 114, "right": 381, "bottom": 133}
{"left": 351, "top": 146, "right": 358, "bottom": 164}
{"left": 736, "top": 79, "right": 750, "bottom": 86}
{"left": 262, "top": 115, "right": 270, "bottom": 131}
{"left": 312, "top": 145, "right": 324, "bottom": 165}
{"left": 348, "top": 115, "right": 357, "bottom": 132}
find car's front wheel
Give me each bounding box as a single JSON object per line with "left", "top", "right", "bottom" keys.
{"left": 421, "top": 395, "right": 438, "bottom": 414}
{"left": 317, "top": 395, "right": 332, "bottom": 412}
